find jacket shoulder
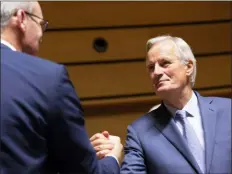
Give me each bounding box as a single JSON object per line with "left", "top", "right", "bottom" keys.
{"left": 1, "top": 49, "right": 64, "bottom": 76}
{"left": 130, "top": 111, "right": 157, "bottom": 133}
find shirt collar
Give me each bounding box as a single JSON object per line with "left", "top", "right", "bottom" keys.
{"left": 1, "top": 39, "right": 17, "bottom": 51}
{"left": 182, "top": 91, "right": 199, "bottom": 117}
{"left": 164, "top": 91, "right": 198, "bottom": 118}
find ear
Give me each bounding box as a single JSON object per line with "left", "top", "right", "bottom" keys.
{"left": 15, "top": 10, "right": 27, "bottom": 33}
{"left": 185, "top": 59, "right": 194, "bottom": 77}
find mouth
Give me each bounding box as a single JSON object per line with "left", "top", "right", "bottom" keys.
{"left": 155, "top": 80, "right": 168, "bottom": 87}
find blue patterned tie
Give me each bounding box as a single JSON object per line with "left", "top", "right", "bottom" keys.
{"left": 175, "top": 110, "right": 205, "bottom": 173}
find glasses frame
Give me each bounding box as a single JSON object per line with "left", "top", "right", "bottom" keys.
{"left": 24, "top": 11, "right": 48, "bottom": 32}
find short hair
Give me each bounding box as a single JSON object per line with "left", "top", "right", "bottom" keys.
{"left": 146, "top": 35, "right": 197, "bottom": 87}
{"left": 1, "top": 2, "right": 34, "bottom": 31}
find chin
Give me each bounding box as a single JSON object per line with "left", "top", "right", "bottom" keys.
{"left": 155, "top": 88, "right": 167, "bottom": 96}
{"left": 155, "top": 86, "right": 174, "bottom": 95}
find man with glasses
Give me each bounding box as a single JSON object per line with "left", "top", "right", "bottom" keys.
{"left": 1, "top": 2, "right": 122, "bottom": 173}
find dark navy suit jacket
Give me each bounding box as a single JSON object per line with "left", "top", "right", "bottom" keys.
{"left": 1, "top": 43, "right": 119, "bottom": 174}
{"left": 121, "top": 92, "right": 231, "bottom": 174}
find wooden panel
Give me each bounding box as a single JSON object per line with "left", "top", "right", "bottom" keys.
{"left": 40, "top": 2, "right": 231, "bottom": 28}
{"left": 82, "top": 87, "right": 231, "bottom": 115}
{"left": 195, "top": 55, "right": 232, "bottom": 88}
{"left": 85, "top": 111, "right": 142, "bottom": 144}
{"left": 39, "top": 23, "right": 231, "bottom": 63}
{"left": 67, "top": 55, "right": 231, "bottom": 98}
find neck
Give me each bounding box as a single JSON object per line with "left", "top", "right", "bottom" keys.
{"left": 162, "top": 87, "right": 193, "bottom": 109}
{"left": 1, "top": 29, "right": 22, "bottom": 52}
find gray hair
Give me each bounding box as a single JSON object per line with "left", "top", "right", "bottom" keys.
{"left": 1, "top": 1, "right": 34, "bottom": 31}
{"left": 146, "top": 35, "right": 197, "bottom": 87}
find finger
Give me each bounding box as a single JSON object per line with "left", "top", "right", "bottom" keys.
{"left": 93, "top": 141, "right": 114, "bottom": 151}
{"left": 102, "top": 130, "right": 110, "bottom": 139}
{"left": 96, "top": 149, "right": 111, "bottom": 159}
{"left": 94, "top": 143, "right": 114, "bottom": 152}
{"left": 102, "top": 130, "right": 110, "bottom": 137}
{"left": 96, "top": 151, "right": 105, "bottom": 159}
{"left": 90, "top": 133, "right": 105, "bottom": 141}
{"left": 91, "top": 138, "right": 113, "bottom": 147}
{"left": 109, "top": 135, "right": 120, "bottom": 143}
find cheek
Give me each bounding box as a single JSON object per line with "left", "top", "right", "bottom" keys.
{"left": 163, "top": 70, "right": 172, "bottom": 79}
{"left": 149, "top": 72, "right": 154, "bottom": 80}
{"left": 30, "top": 25, "right": 42, "bottom": 38}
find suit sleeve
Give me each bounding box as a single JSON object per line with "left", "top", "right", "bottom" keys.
{"left": 120, "top": 125, "right": 147, "bottom": 174}
{"left": 47, "top": 65, "right": 119, "bottom": 174}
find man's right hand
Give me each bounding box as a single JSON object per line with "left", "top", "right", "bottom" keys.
{"left": 90, "top": 131, "right": 123, "bottom": 165}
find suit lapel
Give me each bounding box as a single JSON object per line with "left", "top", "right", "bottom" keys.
{"left": 153, "top": 104, "right": 202, "bottom": 173}
{"left": 196, "top": 92, "right": 217, "bottom": 173}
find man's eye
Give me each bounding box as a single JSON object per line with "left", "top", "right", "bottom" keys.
{"left": 161, "top": 61, "right": 170, "bottom": 67}
{"left": 148, "top": 65, "right": 154, "bottom": 72}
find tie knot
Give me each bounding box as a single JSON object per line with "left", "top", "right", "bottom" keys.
{"left": 175, "top": 110, "right": 187, "bottom": 120}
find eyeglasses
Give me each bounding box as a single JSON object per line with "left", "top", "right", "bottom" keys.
{"left": 25, "top": 11, "right": 48, "bottom": 32}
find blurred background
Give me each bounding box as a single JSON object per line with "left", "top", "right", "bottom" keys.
{"left": 39, "top": 1, "right": 231, "bottom": 143}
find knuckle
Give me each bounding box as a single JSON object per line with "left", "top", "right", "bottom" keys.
{"left": 116, "top": 136, "right": 121, "bottom": 142}
{"left": 95, "top": 133, "right": 101, "bottom": 137}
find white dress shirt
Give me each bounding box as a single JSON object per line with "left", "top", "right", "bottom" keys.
{"left": 164, "top": 91, "right": 205, "bottom": 149}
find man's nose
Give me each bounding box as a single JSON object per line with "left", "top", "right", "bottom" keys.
{"left": 153, "top": 64, "right": 163, "bottom": 75}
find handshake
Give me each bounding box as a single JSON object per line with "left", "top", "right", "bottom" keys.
{"left": 90, "top": 131, "right": 123, "bottom": 165}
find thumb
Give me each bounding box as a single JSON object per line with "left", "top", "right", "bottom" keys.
{"left": 102, "top": 130, "right": 110, "bottom": 139}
